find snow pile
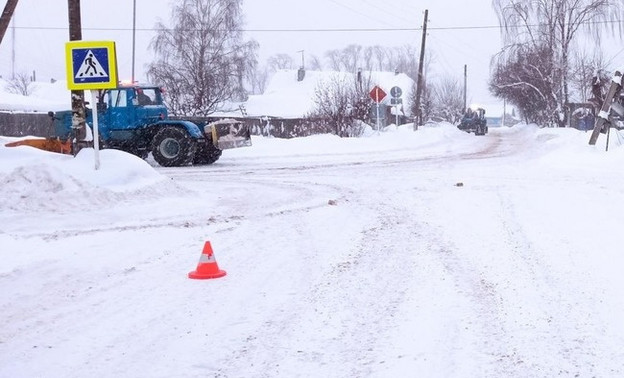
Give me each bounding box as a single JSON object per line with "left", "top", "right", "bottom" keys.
{"left": 0, "top": 139, "right": 171, "bottom": 213}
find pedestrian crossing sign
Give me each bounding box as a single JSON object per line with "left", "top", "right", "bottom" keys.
{"left": 65, "top": 40, "right": 118, "bottom": 90}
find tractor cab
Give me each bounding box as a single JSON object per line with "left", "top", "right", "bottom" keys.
{"left": 50, "top": 84, "right": 168, "bottom": 142}
{"left": 96, "top": 85, "right": 168, "bottom": 141}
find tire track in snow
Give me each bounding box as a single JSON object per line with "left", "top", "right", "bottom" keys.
{"left": 298, "top": 201, "right": 422, "bottom": 377}
{"left": 491, "top": 190, "right": 616, "bottom": 377}
{"left": 206, "top": 192, "right": 423, "bottom": 377}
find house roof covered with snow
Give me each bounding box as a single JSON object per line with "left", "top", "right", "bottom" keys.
{"left": 241, "top": 69, "right": 415, "bottom": 119}
{"left": 0, "top": 79, "right": 92, "bottom": 113}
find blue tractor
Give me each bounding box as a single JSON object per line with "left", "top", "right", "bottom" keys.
{"left": 458, "top": 107, "right": 488, "bottom": 136}
{"left": 10, "top": 84, "right": 252, "bottom": 167}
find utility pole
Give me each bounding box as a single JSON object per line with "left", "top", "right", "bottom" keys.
{"left": 0, "top": 0, "right": 19, "bottom": 46}
{"left": 131, "top": 0, "right": 136, "bottom": 83}
{"left": 297, "top": 50, "right": 305, "bottom": 69}
{"left": 11, "top": 10, "right": 15, "bottom": 79}
{"left": 463, "top": 64, "right": 467, "bottom": 111}
{"left": 68, "top": 0, "right": 87, "bottom": 146}
{"left": 414, "top": 9, "right": 428, "bottom": 130}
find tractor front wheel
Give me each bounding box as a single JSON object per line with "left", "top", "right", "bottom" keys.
{"left": 193, "top": 135, "right": 223, "bottom": 165}
{"left": 151, "top": 127, "right": 197, "bottom": 167}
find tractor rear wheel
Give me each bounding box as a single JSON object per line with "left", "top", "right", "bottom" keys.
{"left": 152, "top": 127, "right": 197, "bottom": 167}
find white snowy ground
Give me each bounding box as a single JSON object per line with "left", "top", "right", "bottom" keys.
{"left": 1, "top": 123, "right": 624, "bottom": 378}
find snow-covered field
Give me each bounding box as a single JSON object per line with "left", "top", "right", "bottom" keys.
{"left": 2, "top": 124, "right": 624, "bottom": 377}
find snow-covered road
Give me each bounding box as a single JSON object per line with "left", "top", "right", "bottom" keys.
{"left": 2, "top": 124, "right": 624, "bottom": 377}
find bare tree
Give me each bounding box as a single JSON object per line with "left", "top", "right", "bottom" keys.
{"left": 307, "top": 54, "right": 323, "bottom": 70}
{"left": 410, "top": 75, "right": 433, "bottom": 123}
{"left": 362, "top": 46, "right": 375, "bottom": 70}
{"left": 493, "top": 0, "right": 621, "bottom": 126}
{"left": 431, "top": 77, "right": 464, "bottom": 123}
{"left": 267, "top": 53, "right": 294, "bottom": 71}
{"left": 490, "top": 43, "right": 558, "bottom": 125}
{"left": 5, "top": 72, "right": 33, "bottom": 96}
{"left": 372, "top": 46, "right": 387, "bottom": 71}
{"left": 247, "top": 64, "right": 269, "bottom": 94}
{"left": 325, "top": 49, "right": 341, "bottom": 71}
{"left": 147, "top": 0, "right": 258, "bottom": 116}
{"left": 570, "top": 50, "right": 608, "bottom": 103}
{"left": 340, "top": 44, "right": 362, "bottom": 72}
{"left": 309, "top": 74, "right": 370, "bottom": 137}
{"left": 321, "top": 44, "right": 419, "bottom": 79}
{"left": 390, "top": 45, "right": 419, "bottom": 81}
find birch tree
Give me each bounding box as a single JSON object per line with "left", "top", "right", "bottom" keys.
{"left": 490, "top": 44, "right": 557, "bottom": 124}
{"left": 147, "top": 0, "right": 258, "bottom": 116}
{"left": 492, "top": 0, "right": 621, "bottom": 126}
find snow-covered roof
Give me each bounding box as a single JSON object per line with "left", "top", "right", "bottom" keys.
{"left": 0, "top": 79, "right": 92, "bottom": 112}
{"left": 242, "top": 69, "right": 415, "bottom": 119}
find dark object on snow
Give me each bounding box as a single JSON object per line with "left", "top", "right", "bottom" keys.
{"left": 458, "top": 107, "right": 488, "bottom": 136}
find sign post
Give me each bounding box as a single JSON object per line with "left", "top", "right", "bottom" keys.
{"left": 390, "top": 86, "right": 403, "bottom": 127}
{"left": 369, "top": 85, "right": 387, "bottom": 132}
{"left": 65, "top": 40, "right": 118, "bottom": 170}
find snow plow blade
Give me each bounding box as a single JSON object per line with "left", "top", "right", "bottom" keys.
{"left": 5, "top": 138, "right": 72, "bottom": 154}
{"left": 207, "top": 119, "right": 252, "bottom": 150}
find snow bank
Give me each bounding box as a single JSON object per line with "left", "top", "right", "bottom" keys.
{"left": 0, "top": 140, "right": 170, "bottom": 213}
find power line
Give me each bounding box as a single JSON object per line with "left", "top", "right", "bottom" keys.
{"left": 358, "top": 0, "right": 415, "bottom": 25}
{"left": 8, "top": 19, "right": 624, "bottom": 33}
{"left": 9, "top": 25, "right": 420, "bottom": 32}
{"left": 326, "top": 0, "right": 395, "bottom": 28}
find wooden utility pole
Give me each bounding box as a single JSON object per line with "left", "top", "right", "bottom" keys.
{"left": 0, "top": 0, "right": 19, "bottom": 46}
{"left": 414, "top": 9, "right": 428, "bottom": 129}
{"left": 463, "top": 64, "right": 467, "bottom": 111}
{"left": 131, "top": 0, "right": 136, "bottom": 83}
{"left": 68, "top": 0, "right": 87, "bottom": 144}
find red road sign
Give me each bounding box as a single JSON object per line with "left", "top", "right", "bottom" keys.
{"left": 369, "top": 86, "right": 387, "bottom": 103}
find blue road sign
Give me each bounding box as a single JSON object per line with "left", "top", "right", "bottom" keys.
{"left": 72, "top": 48, "right": 110, "bottom": 84}
{"left": 65, "top": 40, "right": 118, "bottom": 90}
{"left": 390, "top": 86, "right": 402, "bottom": 98}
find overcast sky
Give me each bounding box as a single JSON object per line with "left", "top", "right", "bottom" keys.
{"left": 0, "top": 0, "right": 513, "bottom": 105}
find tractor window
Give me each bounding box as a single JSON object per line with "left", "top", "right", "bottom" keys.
{"left": 136, "top": 88, "right": 157, "bottom": 106}
{"left": 108, "top": 90, "right": 127, "bottom": 108}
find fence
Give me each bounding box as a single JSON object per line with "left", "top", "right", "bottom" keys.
{"left": 0, "top": 112, "right": 55, "bottom": 137}
{"left": 0, "top": 112, "right": 332, "bottom": 139}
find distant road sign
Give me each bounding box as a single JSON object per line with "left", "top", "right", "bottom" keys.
{"left": 370, "top": 104, "right": 386, "bottom": 119}
{"left": 369, "top": 86, "right": 387, "bottom": 103}
{"left": 65, "top": 40, "right": 118, "bottom": 90}
{"left": 390, "top": 86, "right": 402, "bottom": 98}
{"left": 390, "top": 98, "right": 403, "bottom": 105}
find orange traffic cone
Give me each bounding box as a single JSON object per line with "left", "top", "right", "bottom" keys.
{"left": 188, "top": 241, "right": 227, "bottom": 279}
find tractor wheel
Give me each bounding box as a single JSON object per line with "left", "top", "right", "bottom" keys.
{"left": 151, "top": 127, "right": 197, "bottom": 167}
{"left": 193, "top": 136, "right": 222, "bottom": 165}
{"left": 124, "top": 146, "right": 149, "bottom": 160}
